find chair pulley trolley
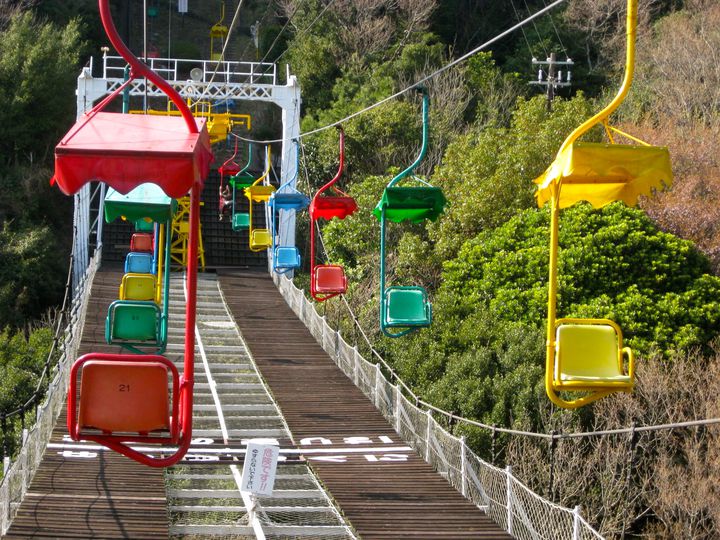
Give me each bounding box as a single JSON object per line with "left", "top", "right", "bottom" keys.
{"left": 535, "top": 0, "right": 672, "bottom": 409}
{"left": 373, "top": 87, "right": 446, "bottom": 337}
{"left": 308, "top": 127, "right": 358, "bottom": 301}
{"left": 244, "top": 145, "right": 275, "bottom": 252}
{"left": 51, "top": 0, "right": 212, "bottom": 466}
{"left": 268, "top": 140, "right": 310, "bottom": 273}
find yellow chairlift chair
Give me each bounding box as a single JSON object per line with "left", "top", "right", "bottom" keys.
{"left": 244, "top": 145, "right": 275, "bottom": 252}
{"left": 209, "top": 1, "right": 228, "bottom": 62}
{"left": 535, "top": 0, "right": 672, "bottom": 409}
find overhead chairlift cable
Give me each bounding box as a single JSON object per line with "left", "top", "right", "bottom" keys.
{"left": 231, "top": 0, "right": 566, "bottom": 145}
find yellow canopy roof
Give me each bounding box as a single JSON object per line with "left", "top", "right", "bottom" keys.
{"left": 535, "top": 142, "right": 672, "bottom": 209}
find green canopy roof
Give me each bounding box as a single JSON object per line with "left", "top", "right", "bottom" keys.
{"left": 104, "top": 183, "right": 176, "bottom": 223}
{"left": 229, "top": 171, "right": 255, "bottom": 189}
{"left": 373, "top": 186, "right": 446, "bottom": 223}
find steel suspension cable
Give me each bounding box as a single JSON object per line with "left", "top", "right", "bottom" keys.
{"left": 232, "top": 0, "right": 567, "bottom": 144}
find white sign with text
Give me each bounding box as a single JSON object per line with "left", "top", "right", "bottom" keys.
{"left": 240, "top": 441, "right": 279, "bottom": 497}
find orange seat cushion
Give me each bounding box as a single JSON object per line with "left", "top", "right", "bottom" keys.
{"left": 314, "top": 265, "right": 346, "bottom": 294}
{"left": 78, "top": 361, "right": 170, "bottom": 433}
{"left": 131, "top": 233, "right": 154, "bottom": 253}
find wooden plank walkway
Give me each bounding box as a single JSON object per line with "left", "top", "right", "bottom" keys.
{"left": 4, "top": 267, "right": 169, "bottom": 539}
{"left": 219, "top": 270, "right": 511, "bottom": 540}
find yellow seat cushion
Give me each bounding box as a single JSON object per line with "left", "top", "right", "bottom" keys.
{"left": 250, "top": 229, "right": 272, "bottom": 250}
{"left": 556, "top": 324, "right": 630, "bottom": 383}
{"left": 119, "top": 273, "right": 157, "bottom": 302}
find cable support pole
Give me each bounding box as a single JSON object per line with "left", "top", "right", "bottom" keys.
{"left": 620, "top": 422, "right": 638, "bottom": 540}
{"left": 548, "top": 430, "right": 557, "bottom": 500}
{"left": 232, "top": 0, "right": 567, "bottom": 144}
{"left": 491, "top": 425, "right": 498, "bottom": 466}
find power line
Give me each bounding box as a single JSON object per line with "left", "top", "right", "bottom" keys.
{"left": 510, "top": 0, "right": 535, "bottom": 59}
{"left": 541, "top": 0, "right": 568, "bottom": 56}
{"left": 256, "top": 0, "right": 307, "bottom": 67}
{"left": 523, "top": 0, "right": 549, "bottom": 58}
{"left": 267, "top": 0, "right": 338, "bottom": 68}
{"left": 232, "top": 0, "right": 567, "bottom": 145}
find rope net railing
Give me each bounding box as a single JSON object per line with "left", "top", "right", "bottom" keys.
{"left": 273, "top": 272, "right": 604, "bottom": 540}
{"left": 0, "top": 248, "right": 101, "bottom": 535}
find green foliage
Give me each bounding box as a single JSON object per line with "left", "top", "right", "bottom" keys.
{"left": 442, "top": 202, "right": 720, "bottom": 356}
{"left": 0, "top": 326, "right": 53, "bottom": 456}
{"left": 286, "top": 34, "right": 340, "bottom": 112}
{"left": 0, "top": 12, "right": 83, "bottom": 168}
{"left": 0, "top": 224, "right": 66, "bottom": 329}
{"left": 465, "top": 52, "right": 526, "bottom": 127}
{"left": 428, "top": 93, "right": 598, "bottom": 259}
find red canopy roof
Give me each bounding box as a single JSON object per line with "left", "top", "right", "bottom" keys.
{"left": 52, "top": 112, "right": 213, "bottom": 198}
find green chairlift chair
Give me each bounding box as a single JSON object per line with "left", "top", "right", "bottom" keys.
{"left": 373, "top": 88, "right": 446, "bottom": 337}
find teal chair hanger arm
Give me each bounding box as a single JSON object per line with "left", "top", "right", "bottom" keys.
{"left": 388, "top": 89, "right": 429, "bottom": 188}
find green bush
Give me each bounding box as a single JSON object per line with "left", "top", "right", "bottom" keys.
{"left": 442, "top": 202, "right": 720, "bottom": 356}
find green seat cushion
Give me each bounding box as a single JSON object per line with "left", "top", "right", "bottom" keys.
{"left": 383, "top": 286, "right": 431, "bottom": 327}
{"left": 233, "top": 212, "right": 250, "bottom": 230}
{"left": 556, "top": 324, "right": 630, "bottom": 382}
{"left": 229, "top": 172, "right": 255, "bottom": 189}
{"left": 107, "top": 301, "right": 160, "bottom": 342}
{"left": 373, "top": 186, "right": 446, "bottom": 223}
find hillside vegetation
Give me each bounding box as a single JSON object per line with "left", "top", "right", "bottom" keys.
{"left": 1, "top": 0, "right": 719, "bottom": 536}
{"left": 276, "top": 0, "right": 720, "bottom": 536}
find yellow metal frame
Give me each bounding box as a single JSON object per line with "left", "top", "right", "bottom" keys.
{"left": 543, "top": 0, "right": 643, "bottom": 409}
{"left": 155, "top": 223, "right": 164, "bottom": 304}
{"left": 171, "top": 197, "right": 206, "bottom": 270}
{"left": 129, "top": 101, "right": 251, "bottom": 146}
{"left": 245, "top": 146, "right": 275, "bottom": 252}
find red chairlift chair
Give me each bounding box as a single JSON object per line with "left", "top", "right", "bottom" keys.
{"left": 308, "top": 127, "right": 358, "bottom": 301}
{"left": 218, "top": 139, "right": 242, "bottom": 220}
{"left": 52, "top": 0, "right": 212, "bottom": 467}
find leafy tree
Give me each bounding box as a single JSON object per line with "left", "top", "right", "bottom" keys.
{"left": 0, "top": 224, "right": 66, "bottom": 329}
{"left": 0, "top": 11, "right": 83, "bottom": 169}
{"left": 428, "top": 93, "right": 597, "bottom": 259}
{"left": 441, "top": 202, "right": 720, "bottom": 356}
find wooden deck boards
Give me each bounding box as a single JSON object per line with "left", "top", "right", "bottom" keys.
{"left": 219, "top": 270, "right": 510, "bottom": 540}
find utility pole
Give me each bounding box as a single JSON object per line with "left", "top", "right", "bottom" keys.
{"left": 530, "top": 54, "right": 574, "bottom": 111}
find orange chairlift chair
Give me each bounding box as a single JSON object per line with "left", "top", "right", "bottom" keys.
{"left": 308, "top": 127, "right": 358, "bottom": 301}
{"left": 51, "top": 0, "right": 212, "bottom": 466}
{"left": 535, "top": 0, "right": 672, "bottom": 409}
{"left": 244, "top": 145, "right": 275, "bottom": 252}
